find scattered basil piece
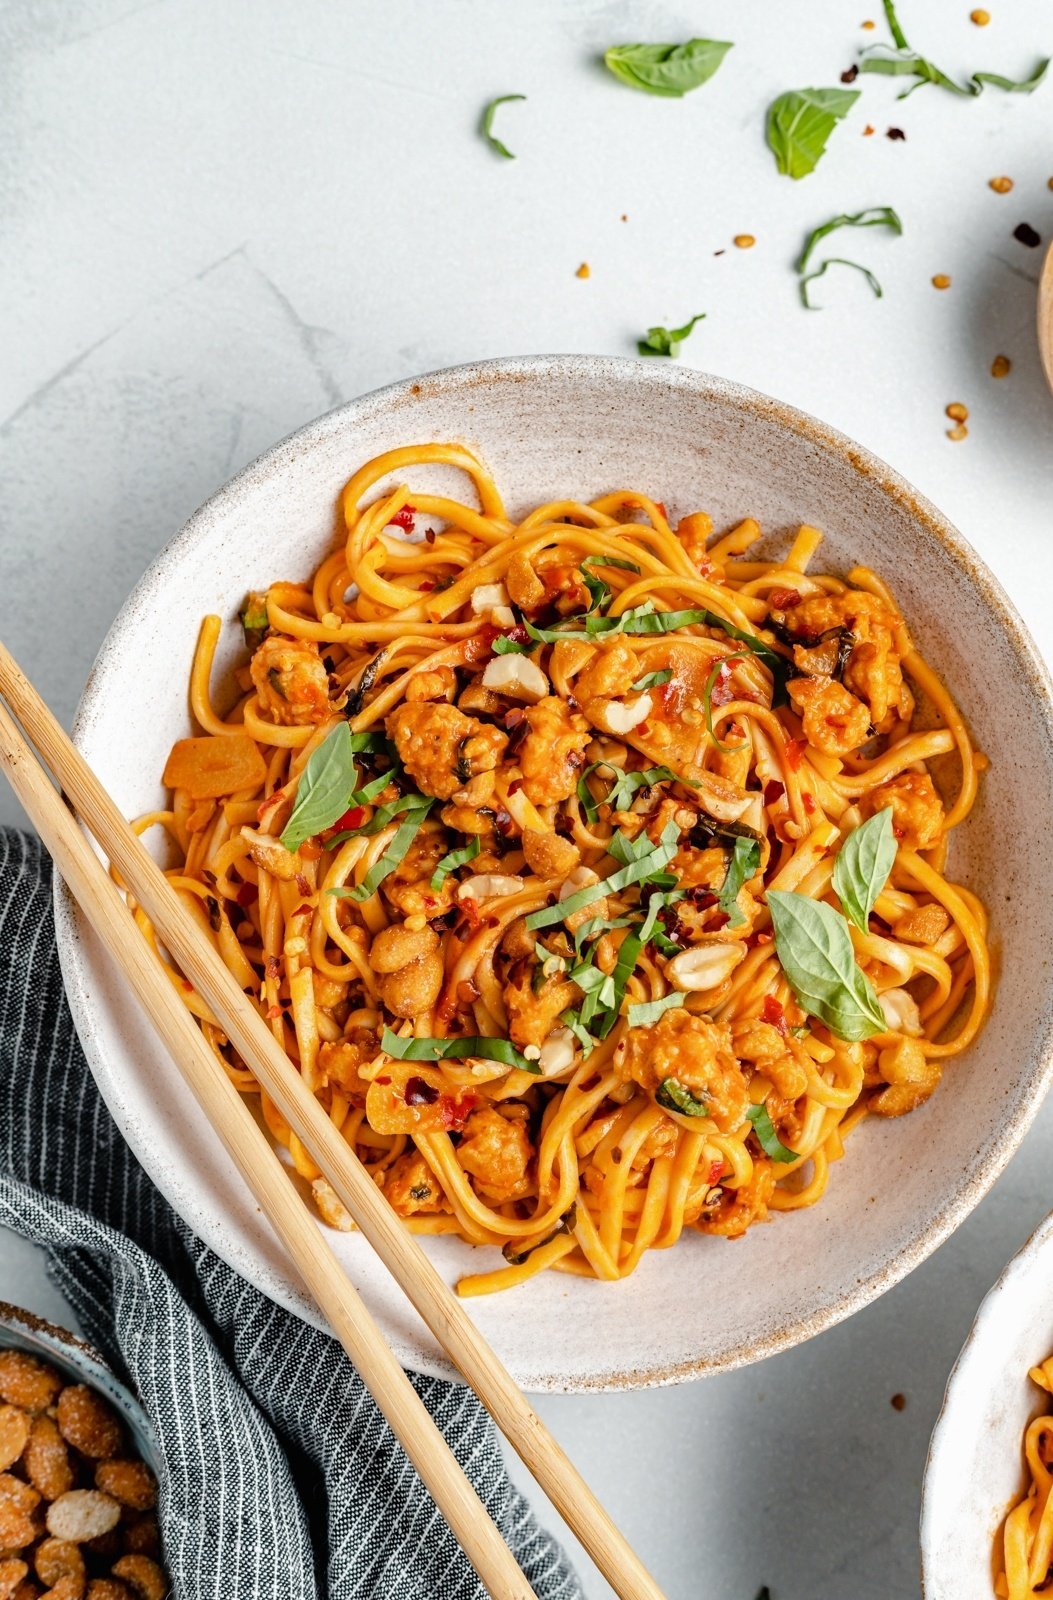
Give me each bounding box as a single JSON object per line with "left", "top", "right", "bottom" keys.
{"left": 576, "top": 761, "right": 681, "bottom": 823}
{"left": 797, "top": 206, "right": 903, "bottom": 274}
{"left": 525, "top": 820, "right": 681, "bottom": 931}
{"left": 239, "top": 594, "right": 269, "bottom": 647}
{"left": 492, "top": 635, "right": 534, "bottom": 655}
{"left": 766, "top": 87, "right": 860, "bottom": 179}
{"left": 603, "top": 39, "right": 733, "bottom": 98}
{"left": 481, "top": 94, "right": 526, "bottom": 159}
{"left": 632, "top": 669, "right": 673, "bottom": 692}
{"left": 430, "top": 835, "right": 482, "bottom": 890}
{"left": 281, "top": 723, "right": 358, "bottom": 852}
{"left": 581, "top": 554, "right": 641, "bottom": 575}
{"left": 656, "top": 1076, "right": 710, "bottom": 1116}
{"left": 380, "top": 1026, "right": 538, "bottom": 1074}
{"left": 832, "top": 809, "right": 897, "bottom": 934}
{"left": 767, "top": 890, "right": 886, "bottom": 1041}
{"left": 327, "top": 797, "right": 433, "bottom": 902}
{"left": 861, "top": 0, "right": 1048, "bottom": 98}
{"left": 637, "top": 314, "right": 705, "bottom": 358}
{"left": 718, "top": 837, "right": 761, "bottom": 930}
{"left": 799, "top": 257, "right": 883, "bottom": 310}
{"left": 562, "top": 1011, "right": 596, "bottom": 1057}
{"left": 746, "top": 1103, "right": 799, "bottom": 1163}
{"left": 627, "top": 991, "right": 685, "bottom": 1028}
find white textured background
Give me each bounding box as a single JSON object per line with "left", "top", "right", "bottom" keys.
{"left": 2, "top": 2, "right": 1053, "bottom": 1596}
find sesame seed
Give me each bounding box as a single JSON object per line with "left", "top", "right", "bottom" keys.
{"left": 946, "top": 423, "right": 968, "bottom": 442}
{"left": 989, "top": 175, "right": 1013, "bottom": 194}
{"left": 970, "top": 7, "right": 990, "bottom": 22}
{"left": 733, "top": 234, "right": 756, "bottom": 249}
{"left": 991, "top": 354, "right": 1011, "bottom": 378}
{"left": 945, "top": 402, "right": 969, "bottom": 422}
{"left": 932, "top": 274, "right": 952, "bottom": 289}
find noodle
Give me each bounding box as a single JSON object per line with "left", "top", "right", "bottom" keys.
{"left": 997, "top": 1357, "right": 1053, "bottom": 1598}
{"left": 136, "top": 442, "right": 990, "bottom": 1296}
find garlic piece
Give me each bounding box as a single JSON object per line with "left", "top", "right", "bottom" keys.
{"left": 666, "top": 942, "right": 746, "bottom": 993}
{"left": 537, "top": 1027, "right": 578, "bottom": 1079}
{"left": 878, "top": 987, "right": 923, "bottom": 1035}
{"left": 457, "top": 873, "right": 525, "bottom": 901}
{"left": 481, "top": 653, "right": 549, "bottom": 702}
{"left": 471, "top": 582, "right": 512, "bottom": 616}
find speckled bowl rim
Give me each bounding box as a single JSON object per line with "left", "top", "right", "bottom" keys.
{"left": 52, "top": 355, "right": 1053, "bottom": 1391}
{"left": 0, "top": 1300, "right": 160, "bottom": 1468}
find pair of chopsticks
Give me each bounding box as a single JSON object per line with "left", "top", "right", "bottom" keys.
{"left": 0, "top": 639, "right": 667, "bottom": 1600}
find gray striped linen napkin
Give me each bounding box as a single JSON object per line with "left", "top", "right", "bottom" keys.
{"left": 0, "top": 827, "right": 584, "bottom": 1600}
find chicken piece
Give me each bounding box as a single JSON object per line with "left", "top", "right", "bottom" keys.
{"left": 378, "top": 949, "right": 445, "bottom": 1020}
{"left": 870, "top": 1036, "right": 942, "bottom": 1117}
{"left": 318, "top": 1028, "right": 378, "bottom": 1092}
{"left": 506, "top": 551, "right": 547, "bottom": 611}
{"left": 778, "top": 589, "right": 903, "bottom": 727}
{"left": 457, "top": 1107, "right": 533, "bottom": 1202}
{"left": 388, "top": 702, "right": 507, "bottom": 802}
{"left": 405, "top": 665, "right": 457, "bottom": 703}
{"left": 696, "top": 1158, "right": 776, "bottom": 1238}
{"left": 671, "top": 845, "right": 726, "bottom": 892}
{"left": 676, "top": 512, "right": 713, "bottom": 568}
{"left": 382, "top": 829, "right": 457, "bottom": 919}
{"left": 629, "top": 1119, "right": 678, "bottom": 1170}
{"left": 383, "top": 1152, "right": 448, "bottom": 1216}
{"left": 250, "top": 635, "right": 332, "bottom": 726}
{"left": 521, "top": 830, "right": 580, "bottom": 880}
{"left": 620, "top": 1010, "right": 750, "bottom": 1133}
{"left": 516, "top": 697, "right": 591, "bottom": 806}
{"left": 893, "top": 902, "right": 951, "bottom": 945}
{"left": 787, "top": 676, "right": 870, "bottom": 758}
{"left": 864, "top": 770, "right": 944, "bottom": 851}
{"left": 574, "top": 639, "right": 639, "bottom": 703}
{"left": 505, "top": 966, "right": 580, "bottom": 1052}
{"left": 731, "top": 1018, "right": 809, "bottom": 1101}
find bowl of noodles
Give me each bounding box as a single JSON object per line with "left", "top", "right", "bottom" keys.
{"left": 922, "top": 1211, "right": 1053, "bottom": 1598}
{"left": 54, "top": 356, "right": 1053, "bottom": 1391}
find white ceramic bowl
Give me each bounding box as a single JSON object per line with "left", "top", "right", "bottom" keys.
{"left": 54, "top": 356, "right": 1053, "bottom": 1392}
{"left": 922, "top": 1211, "right": 1053, "bottom": 1596}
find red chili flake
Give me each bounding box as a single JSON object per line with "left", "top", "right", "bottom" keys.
{"left": 292, "top": 904, "right": 313, "bottom": 920}
{"left": 181, "top": 978, "right": 195, "bottom": 993}
{"left": 746, "top": 930, "right": 773, "bottom": 950}
{"left": 636, "top": 721, "right": 651, "bottom": 735}
{"left": 504, "top": 708, "right": 526, "bottom": 729}
{"left": 405, "top": 1077, "right": 439, "bottom": 1107}
{"left": 459, "top": 896, "right": 482, "bottom": 931}
{"left": 418, "top": 580, "right": 435, "bottom": 593}
{"left": 892, "top": 822, "right": 906, "bottom": 839}
{"left": 863, "top": 124, "right": 875, "bottom": 136}
{"left": 508, "top": 777, "right": 524, "bottom": 795}
{"left": 256, "top": 794, "right": 281, "bottom": 821}
{"left": 762, "top": 994, "right": 788, "bottom": 1035}
{"left": 708, "top": 1159, "right": 725, "bottom": 1186}
{"left": 803, "top": 793, "right": 817, "bottom": 815}
{"left": 494, "top": 809, "right": 515, "bottom": 837}
{"left": 235, "top": 883, "right": 259, "bottom": 908}
{"left": 709, "top": 660, "right": 738, "bottom": 708}
{"left": 463, "top": 625, "right": 500, "bottom": 664}
{"left": 425, "top": 529, "right": 436, "bottom": 544}
{"left": 887, "top": 126, "right": 906, "bottom": 141}
{"left": 267, "top": 1004, "right": 281, "bottom": 1020}
{"left": 1014, "top": 222, "right": 1042, "bottom": 248}
{"left": 786, "top": 739, "right": 807, "bottom": 771}
{"left": 768, "top": 588, "right": 801, "bottom": 610}
{"left": 333, "top": 805, "right": 366, "bottom": 833}
{"left": 654, "top": 500, "right": 668, "bottom": 521}
{"left": 687, "top": 888, "right": 718, "bottom": 908}
{"left": 375, "top": 1075, "right": 392, "bottom": 1086}
{"left": 841, "top": 64, "right": 859, "bottom": 82}
{"left": 763, "top": 779, "right": 785, "bottom": 807}
{"left": 294, "top": 872, "right": 310, "bottom": 896}
{"left": 439, "top": 1091, "right": 477, "bottom": 1131}
{"left": 389, "top": 505, "right": 416, "bottom": 531}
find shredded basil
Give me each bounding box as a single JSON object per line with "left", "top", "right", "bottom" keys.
{"left": 561, "top": 1011, "right": 596, "bottom": 1057}
{"left": 767, "top": 890, "right": 886, "bottom": 1041}
{"left": 632, "top": 669, "right": 673, "bottom": 692}
{"left": 656, "top": 1076, "right": 710, "bottom": 1116}
{"left": 797, "top": 206, "right": 903, "bottom": 275}
{"left": 380, "top": 1025, "right": 538, "bottom": 1074}
{"left": 603, "top": 39, "right": 732, "bottom": 97}
{"left": 492, "top": 635, "right": 534, "bottom": 655}
{"left": 327, "top": 797, "right": 433, "bottom": 902}
{"left": 832, "top": 809, "right": 897, "bottom": 934}
{"left": 626, "top": 991, "right": 685, "bottom": 1027}
{"left": 766, "top": 87, "right": 860, "bottom": 179}
{"left": 430, "top": 835, "right": 482, "bottom": 890}
{"left": 524, "top": 820, "right": 681, "bottom": 932}
{"left": 718, "top": 837, "right": 761, "bottom": 929}
{"left": 800, "top": 257, "right": 884, "bottom": 310}
{"left": 281, "top": 723, "right": 359, "bottom": 852}
{"left": 481, "top": 93, "right": 526, "bottom": 158}
{"left": 576, "top": 761, "right": 681, "bottom": 823}
{"left": 637, "top": 314, "right": 705, "bottom": 358}
{"left": 861, "top": 0, "right": 1047, "bottom": 98}
{"left": 746, "top": 1103, "right": 800, "bottom": 1163}
{"left": 702, "top": 656, "right": 742, "bottom": 755}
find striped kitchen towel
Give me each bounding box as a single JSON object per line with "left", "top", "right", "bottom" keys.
{"left": 0, "top": 827, "right": 584, "bottom": 1600}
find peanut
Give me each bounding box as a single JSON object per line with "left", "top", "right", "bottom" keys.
{"left": 55, "top": 1390, "right": 122, "bottom": 1462}
{"left": 0, "top": 1406, "right": 30, "bottom": 1471}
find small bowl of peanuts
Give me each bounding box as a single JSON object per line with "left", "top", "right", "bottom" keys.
{"left": 0, "top": 1300, "right": 168, "bottom": 1600}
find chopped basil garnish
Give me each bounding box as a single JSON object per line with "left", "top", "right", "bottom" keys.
{"left": 430, "top": 835, "right": 482, "bottom": 890}
{"left": 832, "top": 809, "right": 897, "bottom": 935}
{"left": 718, "top": 836, "right": 761, "bottom": 930}
{"left": 637, "top": 314, "right": 705, "bottom": 358}
{"left": 797, "top": 206, "right": 903, "bottom": 274}
{"left": 327, "top": 796, "right": 433, "bottom": 902}
{"left": 766, "top": 87, "right": 860, "bottom": 179}
{"left": 561, "top": 1011, "right": 596, "bottom": 1057}
{"left": 576, "top": 761, "right": 682, "bottom": 823}
{"left": 603, "top": 39, "right": 732, "bottom": 98}
{"left": 582, "top": 554, "right": 641, "bottom": 575}
{"left": 626, "top": 991, "right": 685, "bottom": 1027}
{"left": 492, "top": 635, "right": 534, "bottom": 655}
{"left": 767, "top": 890, "right": 886, "bottom": 1041}
{"left": 524, "top": 819, "right": 681, "bottom": 931}
{"left": 632, "top": 669, "right": 672, "bottom": 692}
{"left": 800, "top": 257, "right": 883, "bottom": 310}
{"left": 702, "top": 656, "right": 741, "bottom": 754}
{"left": 656, "top": 1076, "right": 710, "bottom": 1116}
{"left": 746, "top": 1103, "right": 799, "bottom": 1163}
{"left": 481, "top": 93, "right": 526, "bottom": 158}
{"left": 281, "top": 723, "right": 359, "bottom": 851}
{"left": 380, "top": 1026, "right": 538, "bottom": 1074}
{"left": 861, "top": 0, "right": 1047, "bottom": 98}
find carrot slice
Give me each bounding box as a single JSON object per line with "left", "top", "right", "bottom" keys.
{"left": 162, "top": 734, "right": 266, "bottom": 800}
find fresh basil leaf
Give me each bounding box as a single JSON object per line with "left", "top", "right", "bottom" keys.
{"left": 655, "top": 1076, "right": 710, "bottom": 1116}
{"left": 603, "top": 39, "right": 733, "bottom": 98}
{"left": 637, "top": 314, "right": 705, "bottom": 358}
{"left": 767, "top": 890, "right": 886, "bottom": 1041}
{"left": 430, "top": 835, "right": 481, "bottom": 890}
{"left": 797, "top": 206, "right": 903, "bottom": 274}
{"left": 581, "top": 554, "right": 641, "bottom": 575}
{"left": 380, "top": 1026, "right": 538, "bottom": 1074}
{"left": 281, "top": 723, "right": 358, "bottom": 851}
{"left": 627, "top": 992, "right": 685, "bottom": 1027}
{"left": 328, "top": 797, "right": 433, "bottom": 902}
{"left": 524, "top": 822, "right": 680, "bottom": 931}
{"left": 348, "top": 732, "right": 390, "bottom": 754}
{"left": 481, "top": 93, "right": 526, "bottom": 159}
{"left": 492, "top": 635, "right": 534, "bottom": 655}
{"left": 766, "top": 87, "right": 860, "bottom": 179}
{"left": 861, "top": 0, "right": 1047, "bottom": 98}
{"left": 746, "top": 1103, "right": 800, "bottom": 1163}
{"left": 800, "top": 257, "right": 883, "bottom": 310}
{"left": 718, "top": 836, "right": 761, "bottom": 930}
{"left": 562, "top": 1010, "right": 596, "bottom": 1057}
{"left": 632, "top": 669, "right": 672, "bottom": 692}
{"left": 832, "top": 809, "right": 897, "bottom": 934}
{"left": 573, "top": 913, "right": 634, "bottom": 954}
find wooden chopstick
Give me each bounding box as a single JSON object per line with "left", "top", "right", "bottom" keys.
{"left": 0, "top": 693, "right": 541, "bottom": 1600}
{"left": 0, "top": 641, "right": 668, "bottom": 1600}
